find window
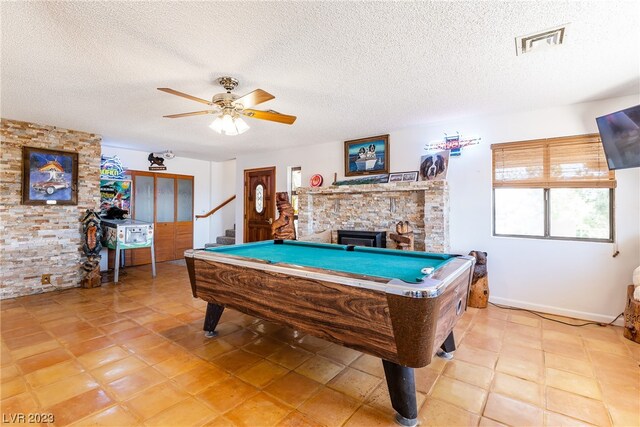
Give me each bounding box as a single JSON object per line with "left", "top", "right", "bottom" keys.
{"left": 492, "top": 134, "right": 615, "bottom": 242}
{"left": 289, "top": 166, "right": 301, "bottom": 232}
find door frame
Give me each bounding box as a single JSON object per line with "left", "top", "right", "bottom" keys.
{"left": 243, "top": 166, "right": 276, "bottom": 243}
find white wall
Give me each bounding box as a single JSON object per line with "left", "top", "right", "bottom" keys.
{"left": 209, "top": 159, "right": 237, "bottom": 243}
{"left": 100, "top": 146, "right": 213, "bottom": 248}
{"left": 235, "top": 94, "right": 640, "bottom": 322}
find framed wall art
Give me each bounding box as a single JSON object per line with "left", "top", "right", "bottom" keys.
{"left": 344, "top": 134, "right": 389, "bottom": 177}
{"left": 388, "top": 171, "right": 419, "bottom": 182}
{"left": 22, "top": 147, "right": 78, "bottom": 205}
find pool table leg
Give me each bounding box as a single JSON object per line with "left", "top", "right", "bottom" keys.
{"left": 382, "top": 360, "right": 418, "bottom": 427}
{"left": 436, "top": 331, "right": 456, "bottom": 360}
{"left": 203, "top": 303, "right": 225, "bottom": 338}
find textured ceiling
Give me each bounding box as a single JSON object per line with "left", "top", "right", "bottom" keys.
{"left": 2, "top": 1, "right": 639, "bottom": 161}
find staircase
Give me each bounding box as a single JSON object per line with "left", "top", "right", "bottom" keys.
{"left": 205, "top": 226, "right": 236, "bottom": 248}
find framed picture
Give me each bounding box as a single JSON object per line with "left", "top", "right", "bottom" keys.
{"left": 344, "top": 134, "right": 390, "bottom": 177}
{"left": 419, "top": 150, "right": 450, "bottom": 181}
{"left": 389, "top": 171, "right": 419, "bottom": 182}
{"left": 22, "top": 147, "right": 78, "bottom": 205}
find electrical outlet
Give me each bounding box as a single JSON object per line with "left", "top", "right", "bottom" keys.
{"left": 41, "top": 274, "right": 51, "bottom": 285}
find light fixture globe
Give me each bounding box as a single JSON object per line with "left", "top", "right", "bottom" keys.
{"left": 209, "top": 112, "right": 250, "bottom": 136}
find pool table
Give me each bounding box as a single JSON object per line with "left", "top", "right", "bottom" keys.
{"left": 185, "top": 240, "right": 474, "bottom": 426}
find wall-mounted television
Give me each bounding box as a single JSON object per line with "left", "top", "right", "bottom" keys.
{"left": 596, "top": 104, "right": 640, "bottom": 170}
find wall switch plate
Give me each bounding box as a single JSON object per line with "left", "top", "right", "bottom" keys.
{"left": 41, "top": 274, "right": 51, "bottom": 285}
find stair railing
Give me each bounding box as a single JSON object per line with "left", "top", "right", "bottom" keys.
{"left": 195, "top": 195, "right": 236, "bottom": 220}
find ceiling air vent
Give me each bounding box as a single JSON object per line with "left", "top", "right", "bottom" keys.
{"left": 515, "top": 24, "right": 569, "bottom": 56}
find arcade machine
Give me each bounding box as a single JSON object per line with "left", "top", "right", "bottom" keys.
{"left": 99, "top": 156, "right": 156, "bottom": 283}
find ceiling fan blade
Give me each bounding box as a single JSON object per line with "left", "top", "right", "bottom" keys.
{"left": 163, "top": 110, "right": 215, "bottom": 118}
{"left": 242, "top": 109, "right": 297, "bottom": 125}
{"left": 157, "top": 88, "right": 212, "bottom": 105}
{"left": 233, "top": 89, "right": 275, "bottom": 109}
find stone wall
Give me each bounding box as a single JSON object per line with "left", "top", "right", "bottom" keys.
{"left": 0, "top": 119, "right": 101, "bottom": 299}
{"left": 298, "top": 181, "right": 449, "bottom": 252}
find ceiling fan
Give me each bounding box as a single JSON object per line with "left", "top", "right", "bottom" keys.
{"left": 158, "top": 76, "right": 296, "bottom": 136}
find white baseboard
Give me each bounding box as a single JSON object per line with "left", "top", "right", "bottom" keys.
{"left": 488, "top": 296, "right": 625, "bottom": 327}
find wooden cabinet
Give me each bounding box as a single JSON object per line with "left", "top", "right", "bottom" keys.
{"left": 127, "top": 171, "right": 194, "bottom": 266}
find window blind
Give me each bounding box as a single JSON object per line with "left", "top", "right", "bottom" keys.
{"left": 491, "top": 134, "right": 616, "bottom": 188}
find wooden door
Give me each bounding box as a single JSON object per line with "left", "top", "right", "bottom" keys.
{"left": 155, "top": 175, "right": 176, "bottom": 262}
{"left": 175, "top": 177, "right": 194, "bottom": 259}
{"left": 129, "top": 171, "right": 155, "bottom": 266}
{"left": 244, "top": 167, "right": 276, "bottom": 243}
{"left": 127, "top": 171, "right": 194, "bottom": 265}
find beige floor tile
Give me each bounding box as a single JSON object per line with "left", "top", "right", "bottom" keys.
{"left": 267, "top": 345, "right": 313, "bottom": 370}
{"left": 414, "top": 366, "right": 440, "bottom": 395}
{"left": 0, "top": 377, "right": 26, "bottom": 400}
{"left": 223, "top": 329, "right": 260, "bottom": 347}
{"left": 144, "top": 397, "right": 216, "bottom": 426}
{"left": 193, "top": 339, "right": 236, "bottom": 361}
{"left": 508, "top": 313, "right": 541, "bottom": 328}
{"left": 350, "top": 353, "right": 385, "bottom": 378}
{"left": 483, "top": 392, "right": 543, "bottom": 426}
{"left": 153, "top": 352, "right": 205, "bottom": 377}
{"left": 69, "top": 405, "right": 138, "bottom": 426}
{"left": 33, "top": 373, "right": 99, "bottom": 408}
{"left": 24, "top": 360, "right": 85, "bottom": 388}
{"left": 344, "top": 405, "right": 398, "bottom": 427}
{"left": 454, "top": 343, "right": 499, "bottom": 369}
{"left": 542, "top": 338, "right": 588, "bottom": 360}
{"left": 47, "top": 388, "right": 115, "bottom": 426}
{"left": 125, "top": 382, "right": 189, "bottom": 420}
{"left": 91, "top": 355, "right": 148, "bottom": 383}
{"left": 242, "top": 336, "right": 287, "bottom": 357}
{"left": 546, "top": 387, "right": 611, "bottom": 426}
{"left": 327, "top": 366, "right": 381, "bottom": 400}
{"left": 106, "top": 366, "right": 166, "bottom": 400}
{"left": 443, "top": 359, "right": 494, "bottom": 389}
{"left": 544, "top": 411, "right": 598, "bottom": 426}
{"left": 172, "top": 363, "right": 230, "bottom": 394}
{"left": 544, "top": 352, "right": 594, "bottom": 377}
{"left": 196, "top": 377, "right": 260, "bottom": 413}
{"left": 430, "top": 376, "right": 487, "bottom": 414}
{"left": 491, "top": 372, "right": 543, "bottom": 406}
{"left": 212, "top": 349, "right": 262, "bottom": 373}
{"left": 419, "top": 398, "right": 481, "bottom": 427}
{"left": 277, "top": 411, "right": 323, "bottom": 427}
{"left": 236, "top": 359, "right": 288, "bottom": 388}
{"left": 295, "top": 355, "right": 345, "bottom": 384}
{"left": 295, "top": 335, "right": 332, "bottom": 353}
{"left": 479, "top": 416, "right": 508, "bottom": 426}
{"left": 545, "top": 368, "right": 602, "bottom": 400}
{"left": 462, "top": 331, "right": 503, "bottom": 353}
{"left": 317, "top": 343, "right": 362, "bottom": 365}
{"left": 298, "top": 388, "right": 360, "bottom": 426}
{"left": 495, "top": 354, "right": 543, "bottom": 382}
{"left": 264, "top": 371, "right": 322, "bottom": 408}
{"left": 225, "top": 392, "right": 291, "bottom": 427}
{"left": 15, "top": 347, "right": 70, "bottom": 374}
{"left": 0, "top": 364, "right": 20, "bottom": 383}
{"left": 77, "top": 345, "right": 129, "bottom": 370}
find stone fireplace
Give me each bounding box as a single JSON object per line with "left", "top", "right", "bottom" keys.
{"left": 297, "top": 181, "right": 449, "bottom": 253}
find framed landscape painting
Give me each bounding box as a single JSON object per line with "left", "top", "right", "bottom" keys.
{"left": 22, "top": 147, "right": 78, "bottom": 205}
{"left": 344, "top": 134, "right": 390, "bottom": 177}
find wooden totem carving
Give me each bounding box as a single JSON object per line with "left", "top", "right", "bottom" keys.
{"left": 271, "top": 192, "right": 296, "bottom": 240}
{"left": 80, "top": 210, "right": 103, "bottom": 288}
{"left": 389, "top": 220, "right": 414, "bottom": 251}
{"left": 468, "top": 250, "right": 489, "bottom": 308}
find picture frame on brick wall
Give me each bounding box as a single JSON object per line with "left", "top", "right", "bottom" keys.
{"left": 344, "top": 134, "right": 390, "bottom": 177}
{"left": 22, "top": 146, "right": 78, "bottom": 205}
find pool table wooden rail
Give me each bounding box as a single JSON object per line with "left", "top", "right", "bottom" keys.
{"left": 185, "top": 249, "right": 474, "bottom": 368}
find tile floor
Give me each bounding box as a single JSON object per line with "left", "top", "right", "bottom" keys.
{"left": 1, "top": 262, "right": 639, "bottom": 426}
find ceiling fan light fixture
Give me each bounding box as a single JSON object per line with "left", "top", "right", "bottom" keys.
{"left": 209, "top": 112, "right": 249, "bottom": 136}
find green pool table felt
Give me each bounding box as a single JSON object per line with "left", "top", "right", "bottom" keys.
{"left": 205, "top": 240, "right": 453, "bottom": 283}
